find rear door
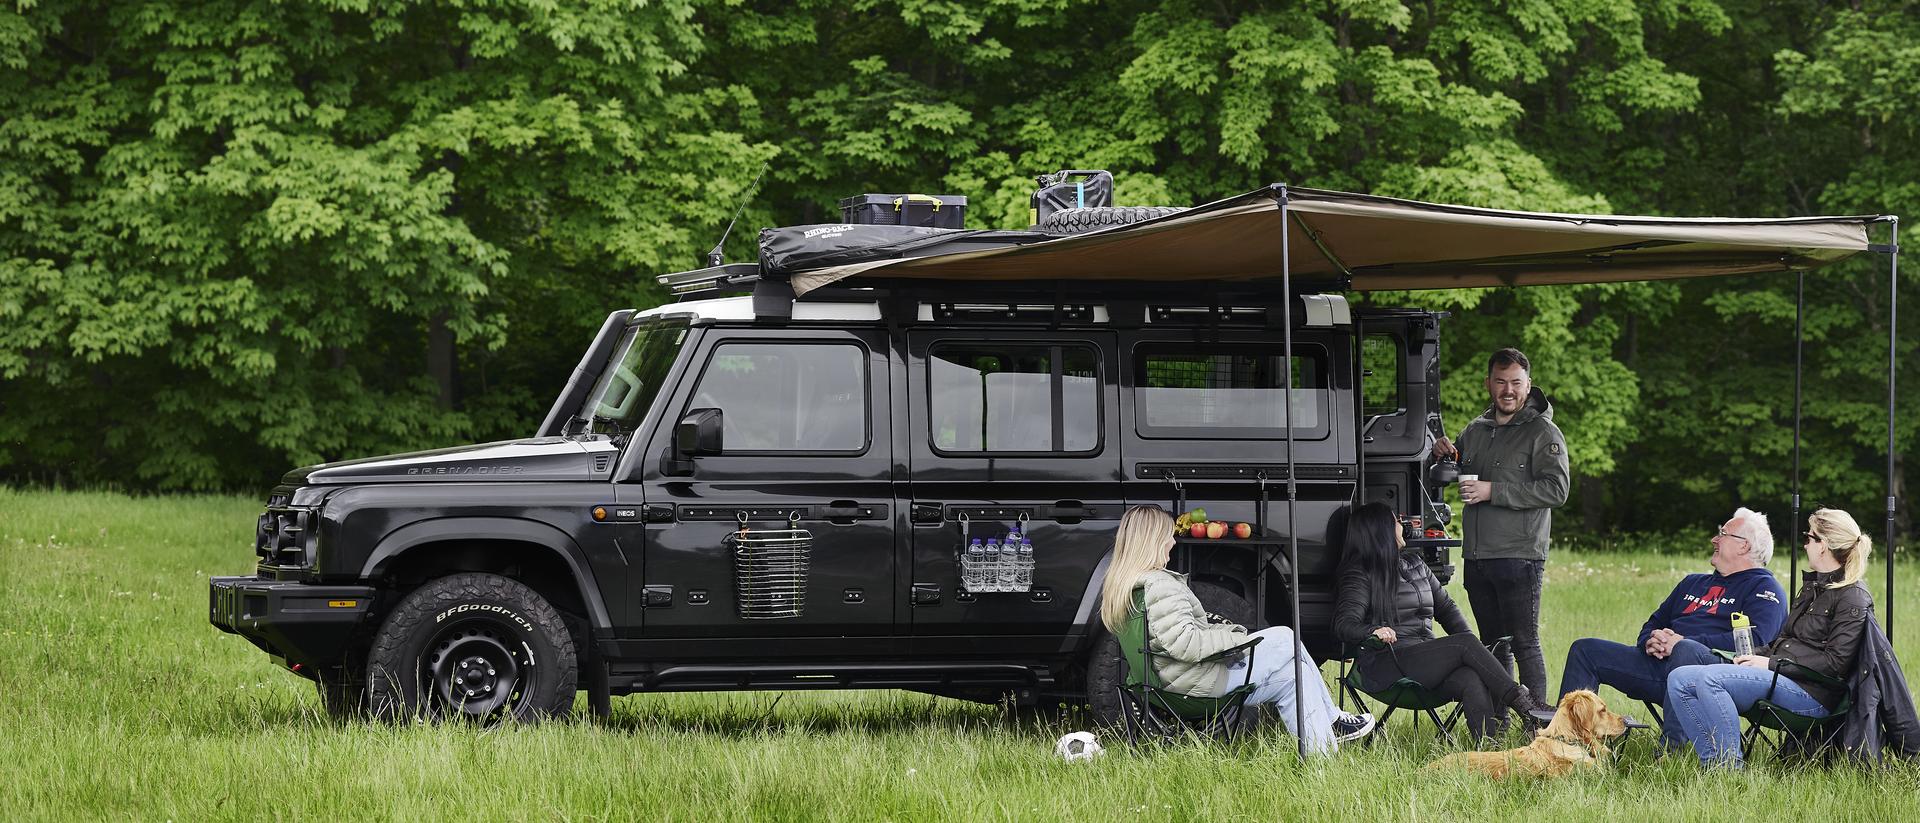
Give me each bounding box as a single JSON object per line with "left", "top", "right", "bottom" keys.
{"left": 635, "top": 327, "right": 897, "bottom": 654}
{"left": 903, "top": 330, "right": 1124, "bottom": 656}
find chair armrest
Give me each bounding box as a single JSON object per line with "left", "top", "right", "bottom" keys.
{"left": 1486, "top": 635, "right": 1513, "bottom": 658}
{"left": 1772, "top": 657, "right": 1847, "bottom": 688}
{"left": 1195, "top": 635, "right": 1264, "bottom": 663}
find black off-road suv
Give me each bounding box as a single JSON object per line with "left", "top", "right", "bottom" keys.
{"left": 210, "top": 178, "right": 1459, "bottom": 722}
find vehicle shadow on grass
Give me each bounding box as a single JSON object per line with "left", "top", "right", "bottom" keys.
{"left": 594, "top": 693, "right": 1086, "bottom": 740}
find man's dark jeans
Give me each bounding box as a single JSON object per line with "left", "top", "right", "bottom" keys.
{"left": 1560, "top": 636, "right": 1719, "bottom": 745}
{"left": 1462, "top": 558, "right": 1546, "bottom": 700}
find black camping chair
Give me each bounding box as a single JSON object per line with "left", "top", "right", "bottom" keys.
{"left": 1114, "top": 586, "right": 1265, "bottom": 744}
{"left": 1335, "top": 636, "right": 1510, "bottom": 747}
{"left": 1741, "top": 657, "right": 1852, "bottom": 761}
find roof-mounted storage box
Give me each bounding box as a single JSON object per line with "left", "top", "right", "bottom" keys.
{"left": 839, "top": 193, "right": 967, "bottom": 229}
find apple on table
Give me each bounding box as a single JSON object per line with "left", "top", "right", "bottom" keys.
{"left": 1232, "top": 522, "right": 1253, "bottom": 539}
{"left": 1205, "top": 521, "right": 1226, "bottom": 539}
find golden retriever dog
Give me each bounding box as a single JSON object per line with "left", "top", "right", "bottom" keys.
{"left": 1424, "top": 690, "right": 1629, "bottom": 778}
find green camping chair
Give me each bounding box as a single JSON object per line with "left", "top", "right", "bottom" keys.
{"left": 1740, "top": 657, "right": 1852, "bottom": 761}
{"left": 1335, "top": 636, "right": 1510, "bottom": 747}
{"left": 1114, "top": 586, "right": 1265, "bottom": 744}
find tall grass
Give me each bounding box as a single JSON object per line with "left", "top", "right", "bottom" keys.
{"left": 3, "top": 488, "right": 1918, "bottom": 821}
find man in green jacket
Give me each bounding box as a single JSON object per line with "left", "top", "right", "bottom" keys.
{"left": 1432, "top": 347, "right": 1570, "bottom": 702}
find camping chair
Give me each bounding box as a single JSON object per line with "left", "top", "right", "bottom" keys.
{"left": 1740, "top": 658, "right": 1851, "bottom": 761}
{"left": 1114, "top": 586, "right": 1265, "bottom": 744}
{"left": 1335, "top": 636, "right": 1510, "bottom": 747}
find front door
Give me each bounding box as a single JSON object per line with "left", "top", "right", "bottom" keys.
{"left": 637, "top": 327, "right": 896, "bottom": 653}
{"left": 904, "top": 329, "right": 1124, "bottom": 656}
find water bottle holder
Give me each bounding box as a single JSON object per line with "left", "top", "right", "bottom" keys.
{"left": 956, "top": 513, "right": 1036, "bottom": 594}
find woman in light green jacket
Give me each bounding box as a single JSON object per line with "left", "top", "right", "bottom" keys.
{"left": 1100, "top": 505, "right": 1373, "bottom": 753}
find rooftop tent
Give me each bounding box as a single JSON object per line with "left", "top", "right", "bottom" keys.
{"left": 788, "top": 185, "right": 1877, "bottom": 294}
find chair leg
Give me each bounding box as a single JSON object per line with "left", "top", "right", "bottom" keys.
{"left": 1425, "top": 707, "right": 1457, "bottom": 747}
{"left": 1438, "top": 704, "right": 1466, "bottom": 745}
{"left": 1364, "top": 703, "right": 1400, "bottom": 748}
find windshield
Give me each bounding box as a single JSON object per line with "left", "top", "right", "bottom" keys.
{"left": 578, "top": 319, "right": 688, "bottom": 440}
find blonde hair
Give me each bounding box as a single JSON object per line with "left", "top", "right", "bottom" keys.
{"left": 1100, "top": 505, "right": 1174, "bottom": 633}
{"left": 1809, "top": 508, "right": 1873, "bottom": 589}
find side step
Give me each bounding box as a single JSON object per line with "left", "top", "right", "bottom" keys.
{"left": 606, "top": 661, "right": 1050, "bottom": 695}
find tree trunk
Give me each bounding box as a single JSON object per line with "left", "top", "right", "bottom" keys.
{"left": 429, "top": 311, "right": 457, "bottom": 410}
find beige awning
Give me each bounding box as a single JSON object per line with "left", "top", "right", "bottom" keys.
{"left": 790, "top": 186, "right": 1878, "bottom": 295}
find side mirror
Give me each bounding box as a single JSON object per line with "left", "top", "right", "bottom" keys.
{"left": 676, "top": 408, "right": 725, "bottom": 456}
{"left": 663, "top": 408, "right": 723, "bottom": 476}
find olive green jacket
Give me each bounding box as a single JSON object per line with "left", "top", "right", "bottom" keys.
{"left": 1455, "top": 387, "right": 1570, "bottom": 562}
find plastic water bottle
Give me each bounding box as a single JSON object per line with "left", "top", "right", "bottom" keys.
{"left": 965, "top": 538, "right": 985, "bottom": 590}
{"left": 998, "top": 535, "right": 1020, "bottom": 589}
{"left": 1731, "top": 611, "right": 1754, "bottom": 657}
{"left": 1016, "top": 536, "right": 1035, "bottom": 589}
{"left": 983, "top": 538, "right": 1002, "bottom": 591}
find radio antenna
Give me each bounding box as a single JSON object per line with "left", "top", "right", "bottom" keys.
{"left": 706, "top": 164, "right": 768, "bottom": 268}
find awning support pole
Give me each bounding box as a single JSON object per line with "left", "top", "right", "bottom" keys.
{"left": 1279, "top": 186, "right": 1305, "bottom": 761}
{"left": 1886, "top": 217, "right": 1900, "bottom": 643}
{"left": 1791, "top": 272, "right": 1803, "bottom": 605}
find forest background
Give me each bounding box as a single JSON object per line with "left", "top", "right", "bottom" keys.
{"left": 2, "top": 0, "right": 1914, "bottom": 544}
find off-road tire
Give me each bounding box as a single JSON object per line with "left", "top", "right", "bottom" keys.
{"left": 1084, "top": 580, "right": 1254, "bottom": 728}
{"left": 1038, "top": 206, "right": 1189, "bottom": 235}
{"left": 367, "top": 573, "right": 577, "bottom": 723}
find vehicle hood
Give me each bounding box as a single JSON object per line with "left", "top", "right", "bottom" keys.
{"left": 282, "top": 438, "right": 612, "bottom": 485}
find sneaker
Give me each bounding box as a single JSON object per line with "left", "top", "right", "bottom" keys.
{"left": 1331, "top": 712, "right": 1376, "bottom": 742}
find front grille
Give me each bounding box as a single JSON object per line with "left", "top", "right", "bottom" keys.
{"left": 254, "top": 507, "right": 315, "bottom": 567}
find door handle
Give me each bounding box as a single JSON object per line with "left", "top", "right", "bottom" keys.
{"left": 911, "top": 584, "right": 941, "bottom": 605}
{"left": 1046, "top": 500, "right": 1095, "bottom": 524}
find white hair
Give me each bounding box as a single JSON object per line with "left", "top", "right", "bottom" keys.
{"left": 1733, "top": 507, "right": 1774, "bottom": 566}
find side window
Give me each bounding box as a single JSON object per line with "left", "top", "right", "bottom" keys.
{"left": 1135, "top": 344, "right": 1328, "bottom": 438}
{"left": 927, "top": 343, "right": 1100, "bottom": 454}
{"left": 686, "top": 343, "right": 867, "bottom": 453}
{"left": 1361, "top": 332, "right": 1404, "bottom": 416}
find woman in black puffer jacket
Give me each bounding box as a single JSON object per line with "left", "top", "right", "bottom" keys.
{"left": 1333, "top": 502, "right": 1554, "bottom": 742}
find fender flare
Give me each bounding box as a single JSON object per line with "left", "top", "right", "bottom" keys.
{"left": 363, "top": 517, "right": 613, "bottom": 632}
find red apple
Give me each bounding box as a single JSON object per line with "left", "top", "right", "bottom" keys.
{"left": 1233, "top": 522, "right": 1253, "bottom": 539}
{"left": 1205, "top": 521, "right": 1227, "bottom": 539}
{"left": 1190, "top": 523, "right": 1208, "bottom": 538}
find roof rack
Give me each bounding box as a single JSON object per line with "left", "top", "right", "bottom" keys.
{"left": 659, "top": 262, "right": 763, "bottom": 296}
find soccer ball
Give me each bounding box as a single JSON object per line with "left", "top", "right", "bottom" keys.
{"left": 1054, "top": 731, "right": 1104, "bottom": 762}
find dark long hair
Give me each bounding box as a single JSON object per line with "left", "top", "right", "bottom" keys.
{"left": 1344, "top": 502, "right": 1404, "bottom": 627}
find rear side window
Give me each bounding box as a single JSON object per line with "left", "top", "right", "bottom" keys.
{"left": 927, "top": 343, "right": 1100, "bottom": 454}
{"left": 685, "top": 343, "right": 868, "bottom": 453}
{"left": 1135, "top": 344, "right": 1328, "bottom": 438}
{"left": 1361, "top": 332, "right": 1404, "bottom": 416}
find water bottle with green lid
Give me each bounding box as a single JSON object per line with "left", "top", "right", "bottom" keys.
{"left": 1731, "top": 612, "right": 1754, "bottom": 657}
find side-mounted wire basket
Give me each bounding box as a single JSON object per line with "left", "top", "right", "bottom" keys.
{"left": 726, "top": 512, "right": 812, "bottom": 619}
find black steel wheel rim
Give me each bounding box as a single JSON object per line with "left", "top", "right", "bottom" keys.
{"left": 422, "top": 616, "right": 535, "bottom": 719}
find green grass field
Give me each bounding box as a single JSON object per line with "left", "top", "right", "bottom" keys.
{"left": 4, "top": 488, "right": 1919, "bottom": 821}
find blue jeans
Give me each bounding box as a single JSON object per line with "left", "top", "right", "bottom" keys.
{"left": 1666, "top": 663, "right": 1828, "bottom": 769}
{"left": 1223, "top": 626, "right": 1340, "bottom": 755}
{"left": 1560, "top": 637, "right": 1719, "bottom": 745}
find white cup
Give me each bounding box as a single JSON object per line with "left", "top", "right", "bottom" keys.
{"left": 1458, "top": 475, "right": 1480, "bottom": 503}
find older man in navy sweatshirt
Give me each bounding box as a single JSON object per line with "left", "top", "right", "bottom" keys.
{"left": 1554, "top": 507, "right": 1788, "bottom": 741}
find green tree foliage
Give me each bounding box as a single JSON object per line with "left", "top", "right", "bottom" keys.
{"left": 0, "top": 0, "right": 1910, "bottom": 543}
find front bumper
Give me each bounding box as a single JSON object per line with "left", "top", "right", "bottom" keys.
{"left": 209, "top": 576, "right": 378, "bottom": 668}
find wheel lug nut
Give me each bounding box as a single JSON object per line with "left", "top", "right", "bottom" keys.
{"left": 456, "top": 676, "right": 465, "bottom": 684}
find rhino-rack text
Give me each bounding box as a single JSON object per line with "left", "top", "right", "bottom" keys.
{"left": 406, "top": 466, "right": 527, "bottom": 475}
